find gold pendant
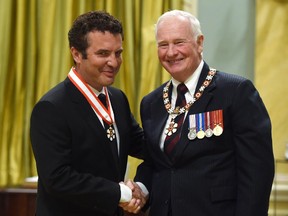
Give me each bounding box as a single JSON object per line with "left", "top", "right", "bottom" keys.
{"left": 196, "top": 130, "right": 205, "bottom": 139}
{"left": 213, "top": 125, "right": 223, "bottom": 136}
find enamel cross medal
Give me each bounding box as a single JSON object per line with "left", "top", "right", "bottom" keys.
{"left": 107, "top": 125, "right": 116, "bottom": 141}
{"left": 165, "top": 113, "right": 178, "bottom": 136}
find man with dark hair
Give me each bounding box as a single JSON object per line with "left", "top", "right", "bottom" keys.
{"left": 30, "top": 11, "right": 146, "bottom": 216}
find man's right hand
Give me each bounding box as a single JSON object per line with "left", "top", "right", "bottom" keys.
{"left": 119, "top": 180, "right": 148, "bottom": 213}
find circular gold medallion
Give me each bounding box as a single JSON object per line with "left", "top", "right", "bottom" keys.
{"left": 196, "top": 130, "right": 205, "bottom": 139}
{"left": 213, "top": 125, "right": 223, "bottom": 136}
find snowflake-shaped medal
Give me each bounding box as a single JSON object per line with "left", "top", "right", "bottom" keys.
{"left": 107, "top": 126, "right": 116, "bottom": 141}
{"left": 165, "top": 121, "right": 178, "bottom": 136}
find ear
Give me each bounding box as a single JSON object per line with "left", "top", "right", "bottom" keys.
{"left": 70, "top": 47, "right": 82, "bottom": 64}
{"left": 197, "top": 35, "right": 204, "bottom": 53}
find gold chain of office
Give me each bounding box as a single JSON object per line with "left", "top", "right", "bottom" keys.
{"left": 162, "top": 68, "right": 216, "bottom": 118}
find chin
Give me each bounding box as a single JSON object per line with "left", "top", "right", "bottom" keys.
{"left": 105, "top": 80, "right": 115, "bottom": 86}
{"left": 168, "top": 70, "right": 183, "bottom": 77}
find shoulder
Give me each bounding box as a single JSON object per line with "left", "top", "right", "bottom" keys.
{"left": 106, "top": 86, "right": 129, "bottom": 103}
{"left": 38, "top": 80, "right": 67, "bottom": 103}
{"left": 215, "top": 70, "right": 248, "bottom": 84}
{"left": 107, "top": 86, "right": 125, "bottom": 96}
{"left": 32, "top": 78, "right": 74, "bottom": 116}
{"left": 214, "top": 70, "right": 255, "bottom": 91}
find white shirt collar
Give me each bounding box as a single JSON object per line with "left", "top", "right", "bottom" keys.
{"left": 88, "top": 85, "right": 105, "bottom": 97}
{"left": 171, "top": 60, "right": 204, "bottom": 96}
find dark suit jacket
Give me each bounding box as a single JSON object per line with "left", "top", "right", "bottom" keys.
{"left": 135, "top": 63, "right": 274, "bottom": 216}
{"left": 30, "top": 77, "right": 144, "bottom": 216}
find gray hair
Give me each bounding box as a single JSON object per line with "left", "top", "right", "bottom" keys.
{"left": 155, "top": 10, "right": 202, "bottom": 40}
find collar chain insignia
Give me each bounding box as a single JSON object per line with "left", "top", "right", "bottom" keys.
{"left": 163, "top": 68, "right": 216, "bottom": 119}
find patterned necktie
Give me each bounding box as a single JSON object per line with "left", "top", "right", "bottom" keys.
{"left": 98, "top": 93, "right": 119, "bottom": 161}
{"left": 164, "top": 83, "right": 188, "bottom": 157}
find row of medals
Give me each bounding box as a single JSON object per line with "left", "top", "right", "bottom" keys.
{"left": 187, "top": 110, "right": 223, "bottom": 140}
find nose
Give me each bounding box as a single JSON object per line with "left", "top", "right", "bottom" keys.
{"left": 107, "top": 54, "right": 119, "bottom": 67}
{"left": 166, "top": 44, "right": 177, "bottom": 57}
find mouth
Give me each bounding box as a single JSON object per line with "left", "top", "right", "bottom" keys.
{"left": 167, "top": 58, "right": 184, "bottom": 64}
{"left": 102, "top": 70, "right": 116, "bottom": 78}
{"left": 103, "top": 69, "right": 114, "bottom": 73}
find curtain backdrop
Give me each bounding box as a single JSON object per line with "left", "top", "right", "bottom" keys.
{"left": 2, "top": 0, "right": 287, "bottom": 187}
{"left": 0, "top": 0, "right": 184, "bottom": 187}
{"left": 255, "top": 0, "right": 288, "bottom": 166}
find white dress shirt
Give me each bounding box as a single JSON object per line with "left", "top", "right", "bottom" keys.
{"left": 159, "top": 60, "right": 204, "bottom": 150}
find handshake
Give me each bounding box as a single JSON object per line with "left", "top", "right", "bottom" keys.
{"left": 119, "top": 179, "right": 148, "bottom": 214}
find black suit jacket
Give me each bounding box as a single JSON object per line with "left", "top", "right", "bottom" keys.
{"left": 135, "top": 63, "right": 274, "bottom": 216}
{"left": 30, "top": 77, "right": 144, "bottom": 216}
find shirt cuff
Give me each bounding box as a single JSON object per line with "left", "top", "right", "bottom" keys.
{"left": 119, "top": 183, "right": 132, "bottom": 203}
{"left": 136, "top": 182, "right": 149, "bottom": 197}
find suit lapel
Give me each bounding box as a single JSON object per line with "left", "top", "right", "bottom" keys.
{"left": 150, "top": 86, "right": 174, "bottom": 165}
{"left": 65, "top": 78, "right": 121, "bottom": 178}
{"left": 108, "top": 90, "right": 125, "bottom": 176}
{"left": 173, "top": 63, "right": 217, "bottom": 162}
{"left": 151, "top": 97, "right": 169, "bottom": 141}
{"left": 65, "top": 78, "right": 103, "bottom": 129}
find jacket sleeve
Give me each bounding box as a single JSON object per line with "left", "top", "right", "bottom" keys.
{"left": 231, "top": 79, "right": 274, "bottom": 216}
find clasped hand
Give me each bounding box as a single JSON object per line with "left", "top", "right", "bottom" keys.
{"left": 119, "top": 180, "right": 147, "bottom": 213}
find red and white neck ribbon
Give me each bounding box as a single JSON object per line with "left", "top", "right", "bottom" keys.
{"left": 68, "top": 67, "right": 114, "bottom": 125}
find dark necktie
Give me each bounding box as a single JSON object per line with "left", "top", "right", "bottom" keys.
{"left": 164, "top": 83, "right": 188, "bottom": 158}
{"left": 98, "top": 93, "right": 119, "bottom": 162}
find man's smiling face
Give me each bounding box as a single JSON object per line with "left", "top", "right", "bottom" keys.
{"left": 156, "top": 16, "right": 203, "bottom": 82}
